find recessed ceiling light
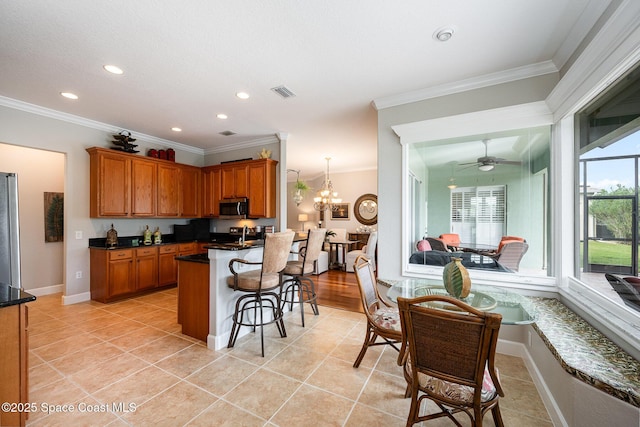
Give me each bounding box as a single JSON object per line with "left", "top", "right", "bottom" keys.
{"left": 60, "top": 92, "right": 78, "bottom": 100}
{"left": 217, "top": 113, "right": 228, "bottom": 119}
{"left": 236, "top": 92, "right": 250, "bottom": 100}
{"left": 433, "top": 27, "right": 455, "bottom": 42}
{"left": 103, "top": 64, "right": 123, "bottom": 75}
{"left": 171, "top": 127, "right": 182, "bottom": 132}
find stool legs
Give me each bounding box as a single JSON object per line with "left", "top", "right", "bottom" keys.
{"left": 280, "top": 275, "right": 319, "bottom": 327}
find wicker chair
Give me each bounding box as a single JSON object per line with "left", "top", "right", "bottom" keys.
{"left": 280, "top": 228, "right": 326, "bottom": 326}
{"left": 494, "top": 241, "right": 528, "bottom": 271}
{"left": 227, "top": 230, "right": 295, "bottom": 357}
{"left": 352, "top": 255, "right": 402, "bottom": 368}
{"left": 397, "top": 294, "right": 504, "bottom": 427}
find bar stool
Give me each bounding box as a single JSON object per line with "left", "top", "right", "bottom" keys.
{"left": 280, "top": 228, "right": 326, "bottom": 326}
{"left": 227, "top": 230, "right": 295, "bottom": 357}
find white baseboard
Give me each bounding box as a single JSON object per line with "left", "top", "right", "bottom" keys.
{"left": 24, "top": 284, "right": 63, "bottom": 297}
{"left": 62, "top": 292, "right": 91, "bottom": 305}
{"left": 498, "top": 338, "right": 567, "bottom": 427}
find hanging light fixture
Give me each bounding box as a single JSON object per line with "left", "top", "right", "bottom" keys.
{"left": 447, "top": 163, "right": 458, "bottom": 189}
{"left": 287, "top": 169, "right": 307, "bottom": 206}
{"left": 313, "top": 157, "right": 341, "bottom": 211}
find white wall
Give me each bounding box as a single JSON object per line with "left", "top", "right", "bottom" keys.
{"left": 0, "top": 104, "right": 203, "bottom": 301}
{"left": 286, "top": 169, "right": 378, "bottom": 233}
{"left": 376, "top": 74, "right": 559, "bottom": 280}
{"left": 0, "top": 143, "right": 64, "bottom": 292}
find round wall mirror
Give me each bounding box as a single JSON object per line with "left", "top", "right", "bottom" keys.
{"left": 354, "top": 193, "right": 378, "bottom": 225}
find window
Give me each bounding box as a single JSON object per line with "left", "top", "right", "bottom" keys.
{"left": 451, "top": 186, "right": 505, "bottom": 245}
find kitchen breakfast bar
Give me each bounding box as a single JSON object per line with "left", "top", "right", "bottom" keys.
{"left": 176, "top": 237, "right": 304, "bottom": 350}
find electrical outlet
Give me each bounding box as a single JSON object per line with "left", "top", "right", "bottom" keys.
{"left": 75, "top": 271, "right": 82, "bottom": 279}
{"left": 75, "top": 230, "right": 83, "bottom": 240}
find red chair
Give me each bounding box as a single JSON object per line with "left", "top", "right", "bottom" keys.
{"left": 439, "top": 233, "right": 461, "bottom": 248}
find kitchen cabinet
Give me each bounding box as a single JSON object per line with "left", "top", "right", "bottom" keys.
{"left": 221, "top": 163, "right": 248, "bottom": 199}
{"left": 87, "top": 147, "right": 201, "bottom": 219}
{"left": 135, "top": 246, "right": 159, "bottom": 291}
{"left": 203, "top": 158, "right": 278, "bottom": 218}
{"left": 88, "top": 148, "right": 130, "bottom": 217}
{"left": 0, "top": 304, "right": 29, "bottom": 427}
{"left": 247, "top": 159, "right": 277, "bottom": 218}
{"left": 158, "top": 244, "right": 179, "bottom": 287}
{"left": 202, "top": 167, "right": 221, "bottom": 217}
{"left": 131, "top": 158, "right": 157, "bottom": 217}
{"left": 157, "top": 163, "right": 180, "bottom": 217}
{"left": 177, "top": 259, "right": 209, "bottom": 342}
{"left": 180, "top": 165, "right": 202, "bottom": 217}
{"left": 90, "top": 246, "right": 172, "bottom": 303}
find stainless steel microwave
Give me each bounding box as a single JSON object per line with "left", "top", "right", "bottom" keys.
{"left": 219, "top": 198, "right": 248, "bottom": 219}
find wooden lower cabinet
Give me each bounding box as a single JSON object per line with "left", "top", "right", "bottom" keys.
{"left": 159, "top": 245, "right": 179, "bottom": 286}
{"left": 177, "top": 259, "right": 209, "bottom": 342}
{"left": 0, "top": 304, "right": 29, "bottom": 427}
{"left": 91, "top": 246, "right": 171, "bottom": 303}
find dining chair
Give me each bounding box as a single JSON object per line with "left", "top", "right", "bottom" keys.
{"left": 426, "top": 237, "right": 448, "bottom": 252}
{"left": 439, "top": 233, "right": 461, "bottom": 249}
{"left": 352, "top": 255, "right": 402, "bottom": 368}
{"left": 494, "top": 241, "right": 528, "bottom": 271}
{"left": 226, "top": 230, "right": 295, "bottom": 357}
{"left": 345, "top": 231, "right": 378, "bottom": 272}
{"left": 397, "top": 294, "right": 504, "bottom": 427}
{"left": 280, "top": 228, "right": 326, "bottom": 326}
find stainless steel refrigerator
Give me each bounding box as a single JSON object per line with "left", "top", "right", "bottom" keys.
{"left": 0, "top": 172, "right": 22, "bottom": 288}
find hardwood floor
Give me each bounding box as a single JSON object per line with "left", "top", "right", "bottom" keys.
{"left": 313, "top": 269, "right": 364, "bottom": 313}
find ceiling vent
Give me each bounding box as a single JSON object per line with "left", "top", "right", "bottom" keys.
{"left": 219, "top": 130, "right": 236, "bottom": 136}
{"left": 271, "top": 85, "right": 296, "bottom": 98}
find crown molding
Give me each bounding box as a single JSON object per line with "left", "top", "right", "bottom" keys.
{"left": 0, "top": 95, "right": 205, "bottom": 155}
{"left": 202, "top": 135, "right": 280, "bottom": 155}
{"left": 372, "top": 61, "right": 558, "bottom": 111}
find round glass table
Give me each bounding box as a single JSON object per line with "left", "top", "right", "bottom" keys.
{"left": 383, "top": 277, "right": 537, "bottom": 325}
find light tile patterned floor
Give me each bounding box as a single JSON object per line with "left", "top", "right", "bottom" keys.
{"left": 25, "top": 289, "right": 552, "bottom": 426}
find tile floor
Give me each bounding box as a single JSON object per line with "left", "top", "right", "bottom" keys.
{"left": 26, "top": 288, "right": 553, "bottom": 426}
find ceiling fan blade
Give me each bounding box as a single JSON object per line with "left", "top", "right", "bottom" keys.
{"left": 458, "top": 161, "right": 480, "bottom": 166}
{"left": 494, "top": 159, "right": 521, "bottom": 165}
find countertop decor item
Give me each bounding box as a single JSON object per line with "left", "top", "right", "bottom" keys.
{"left": 443, "top": 257, "right": 471, "bottom": 298}
{"left": 153, "top": 227, "right": 162, "bottom": 244}
{"left": 258, "top": 148, "right": 272, "bottom": 159}
{"left": 143, "top": 225, "right": 152, "bottom": 245}
{"left": 106, "top": 224, "right": 118, "bottom": 248}
{"left": 111, "top": 130, "right": 139, "bottom": 153}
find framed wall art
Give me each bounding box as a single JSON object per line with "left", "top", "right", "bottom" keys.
{"left": 331, "top": 203, "right": 350, "bottom": 220}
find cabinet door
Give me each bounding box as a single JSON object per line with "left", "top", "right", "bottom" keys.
{"left": 202, "top": 168, "right": 221, "bottom": 217}
{"left": 221, "top": 164, "right": 248, "bottom": 199}
{"left": 180, "top": 166, "right": 201, "bottom": 217}
{"left": 247, "top": 160, "right": 277, "bottom": 218}
{"left": 131, "top": 159, "right": 157, "bottom": 217}
{"left": 108, "top": 258, "right": 135, "bottom": 297}
{"left": 136, "top": 247, "right": 158, "bottom": 290}
{"left": 93, "top": 151, "right": 131, "bottom": 217}
{"left": 158, "top": 245, "right": 178, "bottom": 286}
{"left": 157, "top": 163, "right": 180, "bottom": 217}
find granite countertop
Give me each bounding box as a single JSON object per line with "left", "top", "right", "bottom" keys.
{"left": 0, "top": 283, "right": 36, "bottom": 308}
{"left": 176, "top": 253, "right": 211, "bottom": 263}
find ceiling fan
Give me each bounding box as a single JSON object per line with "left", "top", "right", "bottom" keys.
{"left": 460, "top": 139, "right": 521, "bottom": 171}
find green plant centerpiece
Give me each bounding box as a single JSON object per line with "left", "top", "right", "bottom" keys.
{"left": 325, "top": 230, "right": 336, "bottom": 242}
{"left": 443, "top": 257, "right": 471, "bottom": 298}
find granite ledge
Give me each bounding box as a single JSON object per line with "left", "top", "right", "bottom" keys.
{"left": 531, "top": 297, "right": 640, "bottom": 408}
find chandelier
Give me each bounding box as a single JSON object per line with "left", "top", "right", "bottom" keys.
{"left": 314, "top": 157, "right": 342, "bottom": 211}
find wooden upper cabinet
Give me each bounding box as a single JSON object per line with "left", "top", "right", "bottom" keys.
{"left": 247, "top": 159, "right": 277, "bottom": 218}
{"left": 221, "top": 163, "right": 248, "bottom": 199}
{"left": 131, "top": 158, "right": 157, "bottom": 217}
{"left": 89, "top": 148, "right": 131, "bottom": 217}
{"left": 202, "top": 167, "right": 221, "bottom": 217}
{"left": 157, "top": 163, "right": 180, "bottom": 217}
{"left": 180, "top": 165, "right": 201, "bottom": 217}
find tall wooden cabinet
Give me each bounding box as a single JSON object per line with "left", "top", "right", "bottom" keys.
{"left": 0, "top": 303, "right": 30, "bottom": 427}
{"left": 202, "top": 167, "right": 221, "bottom": 217}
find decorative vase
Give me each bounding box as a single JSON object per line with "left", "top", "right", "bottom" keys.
{"left": 443, "top": 257, "right": 471, "bottom": 298}
{"left": 143, "top": 225, "right": 152, "bottom": 245}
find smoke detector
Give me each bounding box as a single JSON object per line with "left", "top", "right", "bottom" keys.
{"left": 433, "top": 27, "right": 455, "bottom": 42}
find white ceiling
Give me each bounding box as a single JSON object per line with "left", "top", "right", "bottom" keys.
{"left": 0, "top": 0, "right": 607, "bottom": 179}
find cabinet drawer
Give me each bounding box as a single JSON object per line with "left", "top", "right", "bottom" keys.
{"left": 159, "top": 245, "right": 178, "bottom": 254}
{"left": 136, "top": 247, "right": 158, "bottom": 257}
{"left": 179, "top": 243, "right": 196, "bottom": 252}
{"left": 108, "top": 249, "right": 133, "bottom": 260}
